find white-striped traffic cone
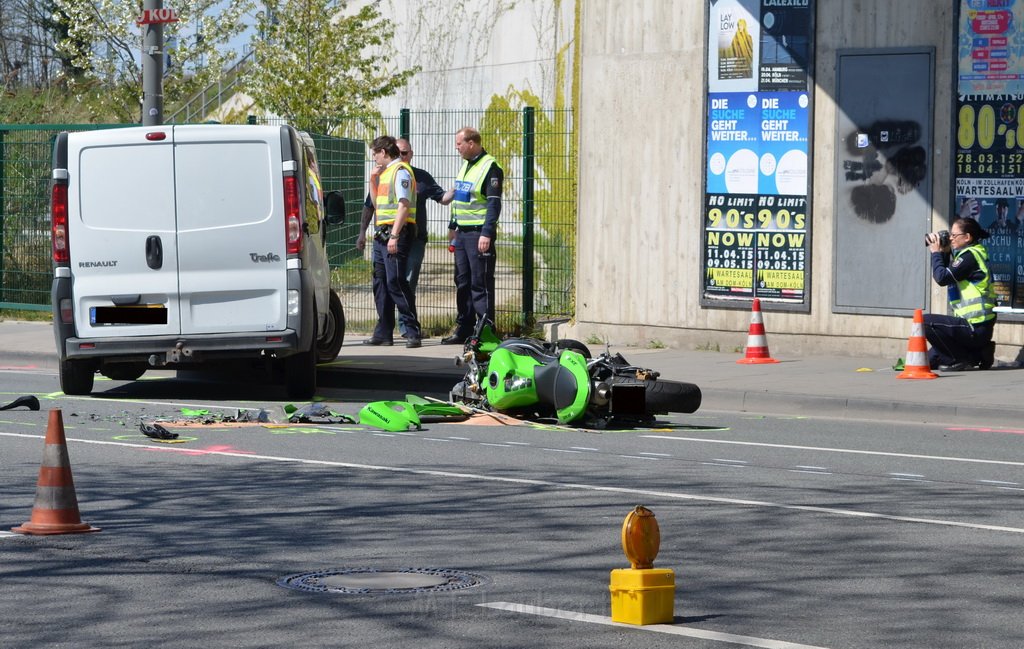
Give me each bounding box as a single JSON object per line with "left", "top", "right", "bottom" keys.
{"left": 897, "top": 309, "right": 937, "bottom": 380}
{"left": 737, "top": 298, "right": 779, "bottom": 364}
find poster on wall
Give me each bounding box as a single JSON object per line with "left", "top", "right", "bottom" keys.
{"left": 703, "top": 0, "right": 814, "bottom": 306}
{"left": 955, "top": 0, "right": 1024, "bottom": 311}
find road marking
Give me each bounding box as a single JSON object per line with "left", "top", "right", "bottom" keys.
{"left": 447, "top": 436, "right": 471, "bottom": 441}
{"left": 644, "top": 435, "right": 1024, "bottom": 468}
{"left": 712, "top": 458, "right": 749, "bottom": 464}
{"left": 476, "top": 602, "right": 828, "bottom": 649}
{"left": 789, "top": 469, "right": 832, "bottom": 475}
{"left": 3, "top": 431, "right": 1023, "bottom": 534}
{"left": 0, "top": 531, "right": 19, "bottom": 540}
{"left": 543, "top": 448, "right": 582, "bottom": 454}
{"left": 619, "top": 454, "right": 660, "bottom": 461}
{"left": 639, "top": 452, "right": 672, "bottom": 457}
{"left": 978, "top": 480, "right": 1019, "bottom": 486}
{"left": 422, "top": 438, "right": 451, "bottom": 442}
{"left": 479, "top": 442, "right": 512, "bottom": 448}
{"left": 571, "top": 447, "right": 600, "bottom": 451}
{"left": 889, "top": 473, "right": 925, "bottom": 478}
{"left": 504, "top": 441, "right": 531, "bottom": 446}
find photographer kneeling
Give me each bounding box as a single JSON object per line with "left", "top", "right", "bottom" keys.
{"left": 923, "top": 217, "right": 997, "bottom": 371}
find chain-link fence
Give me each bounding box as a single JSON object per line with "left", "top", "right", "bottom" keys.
{"left": 0, "top": 108, "right": 576, "bottom": 335}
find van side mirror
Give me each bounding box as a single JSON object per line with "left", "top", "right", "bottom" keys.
{"left": 324, "top": 191, "right": 345, "bottom": 225}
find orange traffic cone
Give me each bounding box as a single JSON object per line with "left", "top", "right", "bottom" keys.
{"left": 897, "top": 309, "right": 937, "bottom": 380}
{"left": 737, "top": 298, "right": 779, "bottom": 364}
{"left": 12, "top": 409, "right": 100, "bottom": 535}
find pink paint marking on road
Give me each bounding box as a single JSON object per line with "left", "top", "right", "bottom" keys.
{"left": 143, "top": 444, "right": 258, "bottom": 456}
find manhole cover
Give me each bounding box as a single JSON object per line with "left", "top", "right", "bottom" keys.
{"left": 276, "top": 567, "right": 487, "bottom": 595}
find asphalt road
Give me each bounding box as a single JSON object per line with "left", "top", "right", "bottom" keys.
{"left": 1, "top": 364, "right": 1022, "bottom": 649}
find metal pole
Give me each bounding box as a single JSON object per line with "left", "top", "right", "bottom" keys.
{"left": 141, "top": 0, "right": 165, "bottom": 125}
{"left": 0, "top": 129, "right": 5, "bottom": 302}
{"left": 522, "top": 106, "right": 535, "bottom": 328}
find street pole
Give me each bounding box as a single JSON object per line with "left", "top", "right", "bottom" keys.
{"left": 141, "top": 0, "right": 164, "bottom": 125}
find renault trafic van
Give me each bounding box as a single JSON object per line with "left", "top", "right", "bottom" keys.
{"left": 51, "top": 124, "right": 345, "bottom": 398}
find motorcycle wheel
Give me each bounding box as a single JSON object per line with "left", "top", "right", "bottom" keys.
{"left": 609, "top": 377, "right": 702, "bottom": 414}
{"left": 555, "top": 339, "right": 592, "bottom": 358}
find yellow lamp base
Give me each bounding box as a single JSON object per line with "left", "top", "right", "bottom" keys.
{"left": 609, "top": 568, "right": 675, "bottom": 625}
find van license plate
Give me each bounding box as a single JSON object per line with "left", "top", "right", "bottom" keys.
{"left": 90, "top": 306, "right": 167, "bottom": 325}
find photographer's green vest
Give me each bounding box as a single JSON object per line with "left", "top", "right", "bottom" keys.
{"left": 452, "top": 154, "right": 499, "bottom": 227}
{"left": 375, "top": 161, "right": 417, "bottom": 227}
{"left": 948, "top": 244, "right": 996, "bottom": 325}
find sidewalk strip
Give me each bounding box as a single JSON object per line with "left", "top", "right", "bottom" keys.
{"left": 476, "top": 602, "right": 829, "bottom": 649}
{"left": 2, "top": 431, "right": 1023, "bottom": 535}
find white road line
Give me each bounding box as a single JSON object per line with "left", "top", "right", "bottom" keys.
{"left": 447, "top": 436, "right": 471, "bottom": 441}
{"left": 978, "top": 480, "right": 1019, "bottom": 486}
{"left": 480, "top": 443, "right": 512, "bottom": 448}
{"left": 422, "top": 438, "right": 451, "bottom": 442}
{"left": 645, "top": 435, "right": 1024, "bottom": 468}
{"left": 476, "top": 602, "right": 828, "bottom": 649}
{"left": 571, "top": 447, "right": 600, "bottom": 452}
{"left": 998, "top": 486, "right": 1024, "bottom": 492}
{"left": 702, "top": 462, "right": 747, "bottom": 468}
{"left": 640, "top": 452, "right": 672, "bottom": 457}
{"left": 0, "top": 532, "right": 19, "bottom": 540}
{"left": 2, "top": 431, "right": 1023, "bottom": 534}
{"left": 713, "top": 458, "right": 749, "bottom": 464}
{"left": 795, "top": 466, "right": 829, "bottom": 471}
{"left": 619, "top": 455, "right": 660, "bottom": 461}
{"left": 504, "top": 441, "right": 531, "bottom": 446}
{"left": 889, "top": 473, "right": 925, "bottom": 478}
{"left": 372, "top": 433, "right": 395, "bottom": 438}
{"left": 543, "top": 448, "right": 582, "bottom": 454}
{"left": 789, "top": 469, "right": 832, "bottom": 475}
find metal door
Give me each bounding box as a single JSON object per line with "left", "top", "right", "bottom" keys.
{"left": 833, "top": 48, "right": 934, "bottom": 315}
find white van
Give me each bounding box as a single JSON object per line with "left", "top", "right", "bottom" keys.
{"left": 50, "top": 124, "right": 346, "bottom": 398}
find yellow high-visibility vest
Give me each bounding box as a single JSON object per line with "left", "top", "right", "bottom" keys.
{"left": 375, "top": 161, "right": 417, "bottom": 226}
{"left": 452, "top": 154, "right": 499, "bottom": 226}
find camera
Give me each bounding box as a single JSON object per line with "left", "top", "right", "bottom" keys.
{"left": 924, "top": 230, "right": 950, "bottom": 247}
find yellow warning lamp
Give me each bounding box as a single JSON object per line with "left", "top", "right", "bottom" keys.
{"left": 609, "top": 505, "right": 675, "bottom": 625}
{"left": 621, "top": 505, "right": 660, "bottom": 568}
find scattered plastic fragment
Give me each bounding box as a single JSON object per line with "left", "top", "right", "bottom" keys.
{"left": 358, "top": 401, "right": 421, "bottom": 432}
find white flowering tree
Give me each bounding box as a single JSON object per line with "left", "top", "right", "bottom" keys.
{"left": 52, "top": 0, "right": 254, "bottom": 121}
{"left": 242, "top": 0, "right": 416, "bottom": 132}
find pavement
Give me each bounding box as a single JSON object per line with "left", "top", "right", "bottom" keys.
{"left": 3, "top": 319, "right": 1023, "bottom": 427}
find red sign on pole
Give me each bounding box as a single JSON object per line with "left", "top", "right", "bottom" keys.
{"left": 136, "top": 8, "right": 179, "bottom": 25}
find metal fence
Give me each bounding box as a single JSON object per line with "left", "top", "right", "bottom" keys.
{"left": 0, "top": 108, "right": 576, "bottom": 335}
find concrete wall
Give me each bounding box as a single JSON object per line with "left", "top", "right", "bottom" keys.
{"left": 571, "top": 0, "right": 1020, "bottom": 359}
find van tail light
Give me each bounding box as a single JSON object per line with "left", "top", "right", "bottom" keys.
{"left": 51, "top": 183, "right": 69, "bottom": 264}
{"left": 283, "top": 175, "right": 302, "bottom": 254}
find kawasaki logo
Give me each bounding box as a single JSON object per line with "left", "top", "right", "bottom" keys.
{"left": 78, "top": 260, "right": 117, "bottom": 268}
{"left": 250, "top": 252, "right": 281, "bottom": 263}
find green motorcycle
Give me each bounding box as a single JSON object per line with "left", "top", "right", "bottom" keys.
{"left": 450, "top": 323, "right": 701, "bottom": 427}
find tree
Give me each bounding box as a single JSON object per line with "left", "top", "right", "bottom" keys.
{"left": 51, "top": 0, "right": 254, "bottom": 121}
{"left": 242, "top": 0, "right": 417, "bottom": 132}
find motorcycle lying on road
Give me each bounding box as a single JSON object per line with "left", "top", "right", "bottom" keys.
{"left": 450, "top": 323, "right": 701, "bottom": 428}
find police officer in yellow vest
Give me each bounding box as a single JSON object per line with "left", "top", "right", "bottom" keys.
{"left": 440, "top": 127, "right": 504, "bottom": 344}
{"left": 923, "top": 217, "right": 997, "bottom": 371}
{"left": 363, "top": 135, "right": 423, "bottom": 348}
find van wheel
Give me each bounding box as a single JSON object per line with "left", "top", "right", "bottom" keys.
{"left": 101, "top": 363, "right": 147, "bottom": 382}
{"left": 317, "top": 290, "right": 345, "bottom": 363}
{"left": 285, "top": 344, "right": 317, "bottom": 400}
{"left": 60, "top": 359, "right": 96, "bottom": 395}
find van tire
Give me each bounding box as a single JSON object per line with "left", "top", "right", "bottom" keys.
{"left": 60, "top": 359, "right": 96, "bottom": 395}
{"left": 285, "top": 344, "right": 317, "bottom": 400}
{"left": 101, "top": 363, "right": 147, "bottom": 382}
{"left": 317, "top": 290, "right": 345, "bottom": 363}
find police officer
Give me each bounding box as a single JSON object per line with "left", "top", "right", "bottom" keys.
{"left": 357, "top": 138, "right": 444, "bottom": 339}
{"left": 361, "top": 135, "right": 423, "bottom": 348}
{"left": 923, "top": 217, "right": 997, "bottom": 371}
{"left": 440, "top": 127, "right": 504, "bottom": 344}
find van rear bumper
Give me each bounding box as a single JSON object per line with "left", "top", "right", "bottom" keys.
{"left": 60, "top": 331, "right": 302, "bottom": 365}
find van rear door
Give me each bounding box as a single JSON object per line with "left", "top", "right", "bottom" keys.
{"left": 173, "top": 125, "right": 288, "bottom": 335}
{"left": 67, "top": 127, "right": 181, "bottom": 339}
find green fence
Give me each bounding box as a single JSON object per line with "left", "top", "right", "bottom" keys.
{"left": 0, "top": 108, "right": 576, "bottom": 335}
